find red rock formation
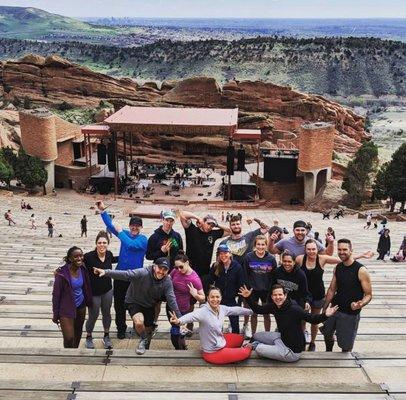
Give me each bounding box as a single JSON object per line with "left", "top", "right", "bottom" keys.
{"left": 0, "top": 55, "right": 368, "bottom": 154}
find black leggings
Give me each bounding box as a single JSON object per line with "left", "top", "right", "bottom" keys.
{"left": 60, "top": 306, "right": 86, "bottom": 348}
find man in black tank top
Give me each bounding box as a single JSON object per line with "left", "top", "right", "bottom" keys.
{"left": 320, "top": 239, "right": 372, "bottom": 352}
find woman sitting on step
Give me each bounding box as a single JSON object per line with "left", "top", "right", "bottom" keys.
{"left": 170, "top": 286, "right": 253, "bottom": 365}
{"left": 52, "top": 246, "right": 93, "bottom": 348}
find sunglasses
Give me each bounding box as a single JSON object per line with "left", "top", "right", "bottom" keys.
{"left": 175, "top": 264, "right": 185, "bottom": 270}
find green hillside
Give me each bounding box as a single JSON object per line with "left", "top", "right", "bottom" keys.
{"left": 0, "top": 6, "right": 115, "bottom": 40}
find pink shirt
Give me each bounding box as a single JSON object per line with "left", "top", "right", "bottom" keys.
{"left": 170, "top": 269, "right": 203, "bottom": 312}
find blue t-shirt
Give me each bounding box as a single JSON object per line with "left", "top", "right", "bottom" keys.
{"left": 71, "top": 270, "right": 84, "bottom": 308}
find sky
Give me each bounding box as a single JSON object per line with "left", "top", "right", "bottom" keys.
{"left": 1, "top": 0, "right": 406, "bottom": 18}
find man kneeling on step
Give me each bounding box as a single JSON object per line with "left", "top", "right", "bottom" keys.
{"left": 94, "top": 257, "right": 181, "bottom": 354}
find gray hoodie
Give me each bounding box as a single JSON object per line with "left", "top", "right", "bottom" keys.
{"left": 179, "top": 304, "right": 253, "bottom": 353}
{"left": 105, "top": 265, "right": 181, "bottom": 317}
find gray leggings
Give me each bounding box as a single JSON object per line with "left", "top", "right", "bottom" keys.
{"left": 253, "top": 331, "right": 300, "bottom": 363}
{"left": 85, "top": 289, "right": 113, "bottom": 334}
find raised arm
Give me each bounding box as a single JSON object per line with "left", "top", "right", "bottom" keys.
{"left": 268, "top": 232, "right": 282, "bottom": 255}
{"left": 179, "top": 210, "right": 200, "bottom": 229}
{"left": 320, "top": 234, "right": 334, "bottom": 256}
{"left": 101, "top": 211, "right": 118, "bottom": 237}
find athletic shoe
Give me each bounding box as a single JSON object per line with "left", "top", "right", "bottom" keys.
{"left": 85, "top": 336, "right": 94, "bottom": 349}
{"left": 102, "top": 335, "right": 113, "bottom": 349}
{"left": 304, "top": 330, "right": 311, "bottom": 344}
{"left": 136, "top": 338, "right": 148, "bottom": 355}
{"left": 151, "top": 323, "right": 158, "bottom": 338}
{"left": 117, "top": 331, "right": 126, "bottom": 340}
{"left": 242, "top": 324, "right": 252, "bottom": 339}
{"left": 308, "top": 342, "right": 316, "bottom": 351}
{"left": 223, "top": 323, "right": 231, "bottom": 334}
{"left": 145, "top": 333, "right": 153, "bottom": 350}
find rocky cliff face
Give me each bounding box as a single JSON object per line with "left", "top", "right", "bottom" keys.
{"left": 0, "top": 54, "right": 368, "bottom": 155}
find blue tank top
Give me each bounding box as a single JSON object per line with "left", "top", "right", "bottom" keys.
{"left": 70, "top": 270, "right": 84, "bottom": 308}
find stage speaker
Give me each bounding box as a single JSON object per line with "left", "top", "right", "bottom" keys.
{"left": 97, "top": 144, "right": 107, "bottom": 165}
{"left": 237, "top": 148, "right": 246, "bottom": 171}
{"left": 226, "top": 145, "right": 235, "bottom": 176}
{"left": 264, "top": 156, "right": 297, "bottom": 183}
{"left": 107, "top": 140, "right": 116, "bottom": 172}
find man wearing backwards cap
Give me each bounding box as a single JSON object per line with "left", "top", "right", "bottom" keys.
{"left": 96, "top": 201, "right": 148, "bottom": 339}
{"left": 179, "top": 210, "right": 231, "bottom": 289}
{"left": 269, "top": 220, "right": 334, "bottom": 258}
{"left": 94, "top": 257, "right": 181, "bottom": 355}
{"left": 146, "top": 210, "right": 183, "bottom": 268}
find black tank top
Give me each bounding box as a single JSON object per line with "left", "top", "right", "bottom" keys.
{"left": 301, "top": 255, "right": 325, "bottom": 301}
{"left": 333, "top": 261, "right": 364, "bottom": 315}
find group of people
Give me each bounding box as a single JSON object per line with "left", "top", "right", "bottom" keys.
{"left": 52, "top": 201, "right": 374, "bottom": 364}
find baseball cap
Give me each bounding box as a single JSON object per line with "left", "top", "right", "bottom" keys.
{"left": 155, "top": 257, "right": 170, "bottom": 269}
{"left": 204, "top": 214, "right": 217, "bottom": 225}
{"left": 217, "top": 244, "right": 231, "bottom": 253}
{"left": 162, "top": 210, "right": 176, "bottom": 220}
{"left": 293, "top": 220, "right": 307, "bottom": 229}
{"left": 129, "top": 216, "right": 143, "bottom": 226}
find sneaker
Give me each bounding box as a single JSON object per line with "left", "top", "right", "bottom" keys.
{"left": 242, "top": 324, "right": 252, "bottom": 339}
{"left": 308, "top": 342, "right": 316, "bottom": 352}
{"left": 85, "top": 336, "right": 94, "bottom": 349}
{"left": 102, "top": 335, "right": 113, "bottom": 349}
{"left": 136, "top": 338, "right": 148, "bottom": 355}
{"left": 304, "top": 330, "right": 311, "bottom": 344}
{"left": 117, "top": 331, "right": 126, "bottom": 340}
{"left": 151, "top": 323, "right": 158, "bottom": 338}
{"left": 223, "top": 322, "right": 231, "bottom": 334}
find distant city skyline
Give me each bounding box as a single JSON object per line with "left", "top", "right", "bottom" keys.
{"left": 2, "top": 0, "right": 406, "bottom": 18}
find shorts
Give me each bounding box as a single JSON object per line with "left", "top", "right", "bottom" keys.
{"left": 251, "top": 290, "right": 269, "bottom": 305}
{"left": 126, "top": 303, "right": 155, "bottom": 327}
{"left": 320, "top": 311, "right": 360, "bottom": 351}
{"left": 310, "top": 297, "right": 325, "bottom": 309}
{"left": 366, "top": 222, "right": 371, "bottom": 226}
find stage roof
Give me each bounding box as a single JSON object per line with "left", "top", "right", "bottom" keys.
{"left": 104, "top": 106, "right": 239, "bottom": 127}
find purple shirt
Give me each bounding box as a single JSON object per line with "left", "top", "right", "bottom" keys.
{"left": 70, "top": 270, "right": 84, "bottom": 308}
{"left": 170, "top": 269, "right": 203, "bottom": 312}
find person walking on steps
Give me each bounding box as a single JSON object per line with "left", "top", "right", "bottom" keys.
{"left": 94, "top": 257, "right": 181, "bottom": 355}
{"left": 377, "top": 229, "right": 391, "bottom": 261}
{"left": 169, "top": 286, "right": 253, "bottom": 365}
{"left": 81, "top": 215, "right": 88, "bottom": 238}
{"left": 238, "top": 284, "right": 338, "bottom": 362}
{"left": 52, "top": 246, "right": 93, "bottom": 348}
{"left": 96, "top": 201, "right": 147, "bottom": 339}
{"left": 29, "top": 213, "right": 37, "bottom": 230}
{"left": 320, "top": 239, "right": 372, "bottom": 352}
{"left": 169, "top": 251, "right": 205, "bottom": 350}
{"left": 5, "top": 210, "right": 16, "bottom": 226}
{"left": 84, "top": 231, "right": 117, "bottom": 349}
{"left": 46, "top": 217, "right": 54, "bottom": 237}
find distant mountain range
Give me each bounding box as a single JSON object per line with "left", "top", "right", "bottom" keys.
{"left": 0, "top": 6, "right": 405, "bottom": 98}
